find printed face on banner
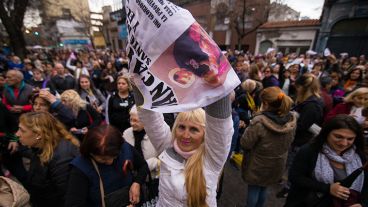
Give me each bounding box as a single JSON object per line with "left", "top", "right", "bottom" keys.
{"left": 149, "top": 22, "right": 230, "bottom": 102}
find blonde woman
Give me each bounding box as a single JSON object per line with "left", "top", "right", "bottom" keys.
{"left": 16, "top": 111, "right": 79, "bottom": 207}
{"left": 241, "top": 87, "right": 297, "bottom": 207}
{"left": 137, "top": 93, "right": 233, "bottom": 207}
{"left": 60, "top": 90, "right": 102, "bottom": 139}
{"left": 326, "top": 87, "right": 368, "bottom": 123}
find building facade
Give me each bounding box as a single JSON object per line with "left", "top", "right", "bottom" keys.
{"left": 39, "top": 0, "right": 92, "bottom": 48}
{"left": 315, "top": 0, "right": 368, "bottom": 56}
{"left": 255, "top": 19, "right": 320, "bottom": 55}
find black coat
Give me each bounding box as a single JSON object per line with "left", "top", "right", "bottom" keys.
{"left": 107, "top": 92, "right": 135, "bottom": 133}
{"left": 285, "top": 144, "right": 368, "bottom": 207}
{"left": 292, "top": 96, "right": 324, "bottom": 147}
{"left": 27, "top": 139, "right": 79, "bottom": 207}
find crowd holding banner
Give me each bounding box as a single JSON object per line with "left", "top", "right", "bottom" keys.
{"left": 0, "top": 0, "right": 367, "bottom": 206}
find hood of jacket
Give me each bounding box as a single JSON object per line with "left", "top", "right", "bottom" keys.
{"left": 251, "top": 111, "right": 297, "bottom": 134}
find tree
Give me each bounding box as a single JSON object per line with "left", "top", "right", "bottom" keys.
{"left": 227, "top": 0, "right": 285, "bottom": 50}
{"left": 0, "top": 0, "right": 31, "bottom": 58}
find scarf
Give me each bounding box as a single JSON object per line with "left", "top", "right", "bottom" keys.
{"left": 246, "top": 92, "right": 256, "bottom": 112}
{"left": 343, "top": 80, "right": 357, "bottom": 91}
{"left": 133, "top": 130, "right": 146, "bottom": 157}
{"left": 314, "top": 144, "right": 364, "bottom": 192}
{"left": 173, "top": 139, "right": 196, "bottom": 159}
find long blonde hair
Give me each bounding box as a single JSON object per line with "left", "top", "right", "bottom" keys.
{"left": 295, "top": 73, "right": 320, "bottom": 103}
{"left": 171, "top": 108, "right": 208, "bottom": 207}
{"left": 60, "top": 89, "right": 87, "bottom": 116}
{"left": 19, "top": 112, "right": 79, "bottom": 165}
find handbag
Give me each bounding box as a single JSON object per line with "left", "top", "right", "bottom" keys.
{"left": 91, "top": 159, "right": 131, "bottom": 207}
{"left": 140, "top": 173, "right": 159, "bottom": 206}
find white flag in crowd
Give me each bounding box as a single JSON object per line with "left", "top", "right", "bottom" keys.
{"left": 125, "top": 0, "right": 240, "bottom": 112}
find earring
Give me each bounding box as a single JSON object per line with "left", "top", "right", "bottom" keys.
{"left": 35, "top": 136, "right": 41, "bottom": 140}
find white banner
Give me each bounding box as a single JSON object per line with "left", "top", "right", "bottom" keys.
{"left": 125, "top": 0, "right": 240, "bottom": 112}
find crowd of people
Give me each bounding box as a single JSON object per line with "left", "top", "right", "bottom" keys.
{"left": 0, "top": 47, "right": 367, "bottom": 207}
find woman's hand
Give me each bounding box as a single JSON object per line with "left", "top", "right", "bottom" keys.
{"left": 8, "top": 141, "right": 18, "bottom": 154}
{"left": 330, "top": 182, "right": 350, "bottom": 200}
{"left": 129, "top": 182, "right": 140, "bottom": 205}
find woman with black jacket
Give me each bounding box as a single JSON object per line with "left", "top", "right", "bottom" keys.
{"left": 285, "top": 115, "right": 368, "bottom": 207}
{"left": 107, "top": 76, "right": 135, "bottom": 133}
{"left": 60, "top": 90, "right": 102, "bottom": 140}
{"left": 278, "top": 73, "right": 325, "bottom": 198}
{"left": 16, "top": 112, "right": 80, "bottom": 207}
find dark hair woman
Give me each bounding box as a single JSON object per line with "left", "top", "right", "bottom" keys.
{"left": 65, "top": 125, "right": 148, "bottom": 207}
{"left": 285, "top": 115, "right": 368, "bottom": 207}
{"left": 76, "top": 74, "right": 106, "bottom": 114}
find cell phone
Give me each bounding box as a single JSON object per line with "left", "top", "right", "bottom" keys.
{"left": 72, "top": 129, "right": 84, "bottom": 134}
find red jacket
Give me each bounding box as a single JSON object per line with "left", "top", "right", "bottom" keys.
{"left": 325, "top": 102, "right": 353, "bottom": 123}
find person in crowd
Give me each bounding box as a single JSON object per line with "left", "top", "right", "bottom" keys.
{"left": 262, "top": 66, "right": 279, "bottom": 88}
{"left": 123, "top": 105, "right": 160, "bottom": 177}
{"left": 60, "top": 90, "right": 102, "bottom": 139}
{"left": 320, "top": 76, "right": 334, "bottom": 117}
{"left": 0, "top": 72, "right": 6, "bottom": 99}
{"left": 241, "top": 87, "right": 297, "bottom": 207}
{"left": 90, "top": 60, "right": 103, "bottom": 89}
{"left": 7, "top": 56, "right": 23, "bottom": 70}
{"left": 137, "top": 89, "right": 234, "bottom": 206}
{"left": 285, "top": 115, "right": 367, "bottom": 207}
{"left": 65, "top": 125, "right": 148, "bottom": 207}
{"left": 76, "top": 74, "right": 106, "bottom": 114}
{"left": 344, "top": 67, "right": 363, "bottom": 93}
{"left": 2, "top": 70, "right": 33, "bottom": 120}
{"left": 27, "top": 67, "right": 46, "bottom": 89}
{"left": 341, "top": 58, "right": 354, "bottom": 75}
{"left": 101, "top": 61, "right": 118, "bottom": 95}
{"left": 16, "top": 111, "right": 80, "bottom": 207}
{"left": 325, "top": 87, "right": 368, "bottom": 123}
{"left": 330, "top": 70, "right": 345, "bottom": 106}
{"left": 293, "top": 73, "right": 324, "bottom": 146}
{"left": 107, "top": 75, "right": 135, "bottom": 133}
{"left": 0, "top": 102, "right": 27, "bottom": 184}
{"left": 279, "top": 67, "right": 296, "bottom": 100}
{"left": 249, "top": 64, "right": 263, "bottom": 82}
{"left": 22, "top": 60, "right": 34, "bottom": 82}
{"left": 66, "top": 56, "right": 89, "bottom": 80}
{"left": 271, "top": 63, "right": 281, "bottom": 80}
{"left": 278, "top": 73, "right": 324, "bottom": 198}
{"left": 49, "top": 63, "right": 75, "bottom": 95}
{"left": 31, "top": 89, "right": 75, "bottom": 127}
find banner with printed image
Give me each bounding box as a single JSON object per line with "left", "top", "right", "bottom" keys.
{"left": 125, "top": 0, "right": 240, "bottom": 112}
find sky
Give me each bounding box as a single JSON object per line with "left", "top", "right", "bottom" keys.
{"left": 278, "top": 0, "right": 324, "bottom": 19}
{"left": 88, "top": 0, "right": 325, "bottom": 19}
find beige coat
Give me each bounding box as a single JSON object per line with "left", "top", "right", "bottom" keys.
{"left": 0, "top": 176, "right": 31, "bottom": 207}
{"left": 241, "top": 112, "right": 297, "bottom": 186}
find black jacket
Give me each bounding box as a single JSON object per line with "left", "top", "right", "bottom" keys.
{"left": 292, "top": 96, "right": 324, "bottom": 147}
{"left": 49, "top": 75, "right": 76, "bottom": 95}
{"left": 107, "top": 92, "right": 135, "bottom": 133}
{"left": 27, "top": 139, "right": 79, "bottom": 207}
{"left": 285, "top": 144, "right": 368, "bottom": 207}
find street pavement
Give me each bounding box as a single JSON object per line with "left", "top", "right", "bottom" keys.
{"left": 217, "top": 161, "right": 287, "bottom": 207}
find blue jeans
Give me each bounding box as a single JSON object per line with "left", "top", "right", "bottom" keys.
{"left": 247, "top": 185, "right": 267, "bottom": 207}
{"left": 229, "top": 110, "right": 240, "bottom": 158}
